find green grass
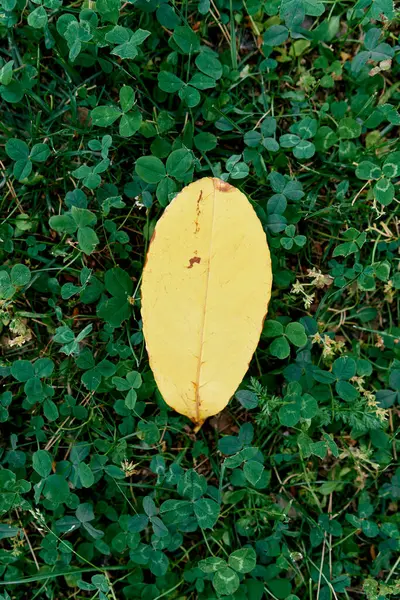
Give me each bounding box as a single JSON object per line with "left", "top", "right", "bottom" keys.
{"left": 0, "top": 0, "right": 400, "bottom": 599}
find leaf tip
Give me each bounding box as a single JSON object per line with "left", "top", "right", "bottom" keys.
{"left": 212, "top": 178, "right": 235, "bottom": 193}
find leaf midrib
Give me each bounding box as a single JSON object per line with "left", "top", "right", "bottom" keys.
{"left": 193, "top": 182, "right": 217, "bottom": 423}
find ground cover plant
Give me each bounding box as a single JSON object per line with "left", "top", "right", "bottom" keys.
{"left": 0, "top": 0, "right": 400, "bottom": 597}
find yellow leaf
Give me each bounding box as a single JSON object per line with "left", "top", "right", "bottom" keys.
{"left": 141, "top": 178, "right": 272, "bottom": 426}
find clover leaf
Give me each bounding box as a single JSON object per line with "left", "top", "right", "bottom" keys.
{"left": 0, "top": 264, "right": 31, "bottom": 300}
{"left": 263, "top": 320, "right": 308, "bottom": 359}
{"left": 280, "top": 224, "right": 306, "bottom": 250}
{"left": 112, "top": 370, "right": 142, "bottom": 410}
{"left": 97, "top": 267, "right": 133, "bottom": 327}
{"left": 49, "top": 207, "right": 99, "bottom": 254}
{"left": 91, "top": 85, "right": 142, "bottom": 137}
{"left": 5, "top": 138, "right": 50, "bottom": 182}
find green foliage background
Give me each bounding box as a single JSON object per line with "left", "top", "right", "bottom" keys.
{"left": 0, "top": 0, "right": 400, "bottom": 598}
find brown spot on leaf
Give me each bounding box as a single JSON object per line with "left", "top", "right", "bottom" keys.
{"left": 213, "top": 178, "right": 235, "bottom": 193}
{"left": 187, "top": 256, "right": 201, "bottom": 269}
{"left": 194, "top": 191, "right": 203, "bottom": 233}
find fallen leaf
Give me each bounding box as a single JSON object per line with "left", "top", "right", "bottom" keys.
{"left": 141, "top": 178, "right": 272, "bottom": 425}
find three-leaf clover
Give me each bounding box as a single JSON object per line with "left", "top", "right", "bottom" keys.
{"left": 243, "top": 116, "right": 279, "bottom": 153}
{"left": 355, "top": 151, "right": 399, "bottom": 206}
{"left": 199, "top": 546, "right": 257, "bottom": 596}
{"left": 91, "top": 86, "right": 142, "bottom": 137}
{"left": 345, "top": 492, "right": 379, "bottom": 538}
{"left": 298, "top": 431, "right": 339, "bottom": 460}
{"left": 157, "top": 47, "right": 219, "bottom": 108}
{"left": 265, "top": 172, "right": 304, "bottom": 234}
{"left": 332, "top": 227, "right": 366, "bottom": 258}
{"left": 135, "top": 148, "right": 193, "bottom": 185}
{"left": 278, "top": 381, "right": 318, "bottom": 427}
{"left": 0, "top": 264, "right": 31, "bottom": 300}
{"left": 351, "top": 27, "right": 394, "bottom": 75}
{"left": 72, "top": 160, "right": 109, "bottom": 190}
{"left": 56, "top": 503, "right": 104, "bottom": 539}
{"left": 5, "top": 138, "right": 50, "bottom": 182}
{"left": 105, "top": 27, "right": 150, "bottom": 60}
{"left": 219, "top": 424, "right": 268, "bottom": 488}
{"left": 11, "top": 358, "right": 57, "bottom": 421}
{"left": 0, "top": 470, "right": 31, "bottom": 514}
{"left": 75, "top": 348, "right": 116, "bottom": 391}
{"left": 77, "top": 574, "right": 110, "bottom": 598}
{"left": 160, "top": 469, "right": 220, "bottom": 531}
{"left": 280, "top": 117, "right": 317, "bottom": 159}
{"left": 135, "top": 149, "right": 193, "bottom": 206}
{"left": 97, "top": 267, "right": 133, "bottom": 327}
{"left": 69, "top": 135, "right": 112, "bottom": 189}
{"left": 49, "top": 206, "right": 99, "bottom": 254}
{"left": 263, "top": 320, "right": 308, "bottom": 359}
{"left": 225, "top": 154, "right": 249, "bottom": 180}
{"left": 281, "top": 224, "right": 306, "bottom": 250}
{"left": 331, "top": 356, "right": 359, "bottom": 402}
{"left": 56, "top": 13, "right": 94, "bottom": 62}
{"left": 61, "top": 266, "right": 104, "bottom": 303}
{"left": 112, "top": 371, "right": 142, "bottom": 410}
{"left": 53, "top": 323, "right": 93, "bottom": 356}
